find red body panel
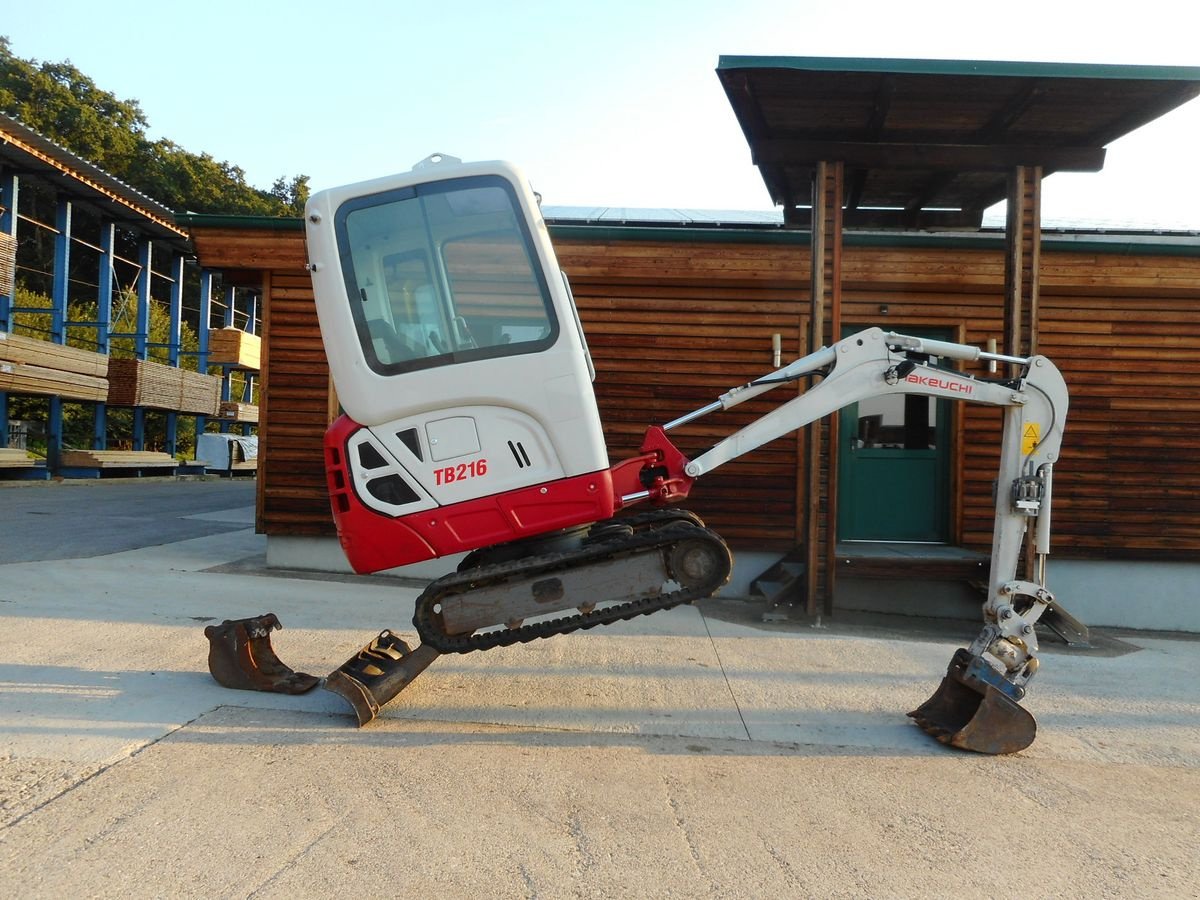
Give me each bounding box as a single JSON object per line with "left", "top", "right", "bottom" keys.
{"left": 324, "top": 415, "right": 618, "bottom": 573}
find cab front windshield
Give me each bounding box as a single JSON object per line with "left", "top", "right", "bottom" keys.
{"left": 335, "top": 175, "right": 558, "bottom": 374}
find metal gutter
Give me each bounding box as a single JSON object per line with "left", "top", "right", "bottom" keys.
{"left": 174, "top": 212, "right": 304, "bottom": 230}
{"left": 548, "top": 220, "right": 1200, "bottom": 256}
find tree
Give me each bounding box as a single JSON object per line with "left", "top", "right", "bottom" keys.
{"left": 0, "top": 36, "right": 308, "bottom": 216}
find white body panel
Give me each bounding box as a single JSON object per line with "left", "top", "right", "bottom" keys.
{"left": 305, "top": 158, "right": 609, "bottom": 496}
{"left": 345, "top": 403, "right": 572, "bottom": 518}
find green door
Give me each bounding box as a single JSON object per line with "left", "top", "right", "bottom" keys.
{"left": 836, "top": 329, "right": 952, "bottom": 542}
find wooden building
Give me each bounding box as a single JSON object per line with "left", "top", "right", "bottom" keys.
{"left": 184, "top": 58, "right": 1200, "bottom": 632}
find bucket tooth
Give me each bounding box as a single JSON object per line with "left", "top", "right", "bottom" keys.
{"left": 909, "top": 648, "right": 1037, "bottom": 755}
{"left": 325, "top": 630, "right": 440, "bottom": 726}
{"left": 204, "top": 613, "right": 319, "bottom": 694}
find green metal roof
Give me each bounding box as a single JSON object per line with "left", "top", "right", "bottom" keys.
{"left": 716, "top": 56, "right": 1200, "bottom": 229}
{"left": 717, "top": 56, "right": 1200, "bottom": 83}
{"left": 547, "top": 221, "right": 1200, "bottom": 257}
{"left": 174, "top": 210, "right": 1200, "bottom": 258}
{"left": 174, "top": 212, "right": 304, "bottom": 230}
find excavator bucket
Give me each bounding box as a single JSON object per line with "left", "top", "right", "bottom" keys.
{"left": 204, "top": 613, "right": 320, "bottom": 694}
{"left": 908, "top": 648, "right": 1036, "bottom": 755}
{"left": 325, "top": 630, "right": 440, "bottom": 726}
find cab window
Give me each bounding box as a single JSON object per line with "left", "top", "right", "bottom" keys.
{"left": 335, "top": 175, "right": 558, "bottom": 374}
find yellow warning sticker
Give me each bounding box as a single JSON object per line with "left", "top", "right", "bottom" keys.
{"left": 1022, "top": 423, "right": 1041, "bottom": 455}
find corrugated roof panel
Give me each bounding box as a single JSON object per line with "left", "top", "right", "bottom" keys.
{"left": 0, "top": 114, "right": 186, "bottom": 241}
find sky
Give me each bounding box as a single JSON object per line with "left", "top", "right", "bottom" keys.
{"left": 4, "top": 0, "right": 1199, "bottom": 229}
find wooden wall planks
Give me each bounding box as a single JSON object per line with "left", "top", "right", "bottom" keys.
{"left": 203, "top": 224, "right": 1200, "bottom": 563}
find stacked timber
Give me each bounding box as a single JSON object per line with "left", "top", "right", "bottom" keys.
{"left": 106, "top": 358, "right": 221, "bottom": 415}
{"left": 0, "top": 447, "right": 34, "bottom": 467}
{"left": 0, "top": 232, "right": 15, "bottom": 296}
{"left": 219, "top": 401, "right": 259, "bottom": 424}
{"left": 59, "top": 449, "right": 177, "bottom": 469}
{"left": 0, "top": 332, "right": 109, "bottom": 401}
{"left": 208, "top": 328, "right": 261, "bottom": 370}
{"left": 179, "top": 368, "right": 222, "bottom": 414}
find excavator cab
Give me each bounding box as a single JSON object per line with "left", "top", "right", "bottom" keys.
{"left": 304, "top": 156, "right": 615, "bottom": 573}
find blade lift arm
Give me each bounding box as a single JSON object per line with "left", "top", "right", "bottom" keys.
{"left": 613, "top": 326, "right": 1069, "bottom": 701}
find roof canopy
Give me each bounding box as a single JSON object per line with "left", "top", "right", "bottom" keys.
{"left": 717, "top": 56, "right": 1200, "bottom": 228}
{"left": 0, "top": 114, "right": 187, "bottom": 243}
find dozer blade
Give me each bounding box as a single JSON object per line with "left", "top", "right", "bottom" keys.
{"left": 325, "top": 630, "right": 440, "bottom": 727}
{"left": 204, "top": 613, "right": 320, "bottom": 694}
{"left": 908, "top": 648, "right": 1036, "bottom": 755}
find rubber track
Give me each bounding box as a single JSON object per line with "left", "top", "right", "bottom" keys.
{"left": 414, "top": 519, "right": 731, "bottom": 654}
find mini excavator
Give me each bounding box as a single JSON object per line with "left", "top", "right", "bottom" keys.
{"left": 206, "top": 154, "right": 1073, "bottom": 754}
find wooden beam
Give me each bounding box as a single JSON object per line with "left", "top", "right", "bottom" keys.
{"left": 754, "top": 140, "right": 1105, "bottom": 172}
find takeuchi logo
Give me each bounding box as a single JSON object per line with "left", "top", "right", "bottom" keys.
{"left": 905, "top": 372, "right": 974, "bottom": 394}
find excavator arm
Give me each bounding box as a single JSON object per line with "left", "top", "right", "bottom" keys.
{"left": 615, "top": 326, "right": 1069, "bottom": 753}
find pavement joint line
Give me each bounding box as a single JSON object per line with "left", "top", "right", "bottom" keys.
{"left": 244, "top": 818, "right": 345, "bottom": 898}
{"left": 700, "top": 608, "right": 752, "bottom": 741}
{"left": 2, "top": 705, "right": 218, "bottom": 832}
{"left": 192, "top": 705, "right": 942, "bottom": 757}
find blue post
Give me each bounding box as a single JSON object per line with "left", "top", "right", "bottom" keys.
{"left": 195, "top": 270, "right": 214, "bottom": 444}
{"left": 219, "top": 285, "right": 236, "bottom": 433}
{"left": 93, "top": 220, "right": 115, "bottom": 449}
{"left": 52, "top": 199, "right": 72, "bottom": 343}
{"left": 165, "top": 254, "right": 182, "bottom": 459}
{"left": 133, "top": 408, "right": 145, "bottom": 451}
{"left": 0, "top": 171, "right": 15, "bottom": 443}
{"left": 92, "top": 403, "right": 106, "bottom": 451}
{"left": 198, "top": 271, "right": 214, "bottom": 366}
{"left": 0, "top": 169, "right": 16, "bottom": 333}
{"left": 47, "top": 396, "right": 63, "bottom": 469}
{"left": 168, "top": 253, "right": 183, "bottom": 366}
{"left": 46, "top": 200, "right": 72, "bottom": 468}
{"left": 219, "top": 359, "right": 233, "bottom": 434}
{"left": 97, "top": 221, "right": 115, "bottom": 355}
{"left": 136, "top": 240, "right": 152, "bottom": 360}
{"left": 241, "top": 372, "right": 256, "bottom": 436}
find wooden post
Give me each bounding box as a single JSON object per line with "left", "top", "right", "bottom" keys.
{"left": 1004, "top": 166, "right": 1041, "bottom": 360}
{"left": 806, "top": 161, "right": 844, "bottom": 616}
{"left": 1004, "top": 165, "right": 1043, "bottom": 580}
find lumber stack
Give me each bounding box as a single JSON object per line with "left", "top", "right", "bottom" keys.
{"left": 0, "top": 332, "right": 109, "bottom": 401}
{"left": 107, "top": 359, "right": 221, "bottom": 415}
{"left": 0, "top": 232, "right": 16, "bottom": 296}
{"left": 59, "top": 449, "right": 177, "bottom": 469}
{"left": 219, "top": 401, "right": 259, "bottom": 424}
{"left": 208, "top": 328, "right": 261, "bottom": 370}
{"left": 0, "top": 447, "right": 35, "bottom": 467}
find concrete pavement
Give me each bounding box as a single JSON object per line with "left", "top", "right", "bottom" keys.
{"left": 1, "top": 481, "right": 1198, "bottom": 898}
